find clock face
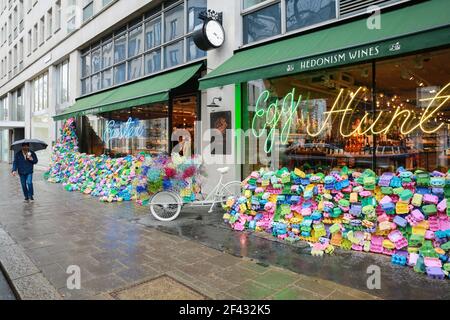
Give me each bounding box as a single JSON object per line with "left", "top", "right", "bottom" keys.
{"left": 205, "top": 20, "right": 225, "bottom": 48}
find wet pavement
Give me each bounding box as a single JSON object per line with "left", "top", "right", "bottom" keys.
{"left": 0, "top": 269, "right": 16, "bottom": 300}
{"left": 0, "top": 163, "right": 448, "bottom": 299}
{"left": 138, "top": 207, "right": 450, "bottom": 300}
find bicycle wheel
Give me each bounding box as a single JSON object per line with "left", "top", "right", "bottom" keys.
{"left": 219, "top": 181, "right": 242, "bottom": 205}
{"left": 150, "top": 191, "right": 182, "bottom": 221}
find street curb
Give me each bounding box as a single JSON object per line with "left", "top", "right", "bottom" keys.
{"left": 0, "top": 226, "right": 62, "bottom": 300}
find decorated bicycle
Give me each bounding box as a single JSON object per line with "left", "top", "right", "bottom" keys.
{"left": 140, "top": 153, "right": 242, "bottom": 221}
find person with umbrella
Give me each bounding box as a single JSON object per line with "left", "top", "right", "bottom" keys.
{"left": 10, "top": 139, "right": 46, "bottom": 202}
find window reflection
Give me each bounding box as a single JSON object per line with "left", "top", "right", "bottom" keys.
{"left": 165, "top": 4, "right": 184, "bottom": 41}
{"left": 114, "top": 63, "right": 126, "bottom": 84}
{"left": 114, "top": 34, "right": 126, "bottom": 63}
{"left": 128, "top": 57, "right": 142, "bottom": 80}
{"left": 286, "top": 0, "right": 336, "bottom": 32}
{"left": 187, "top": 36, "right": 206, "bottom": 61}
{"left": 243, "top": 3, "right": 281, "bottom": 44}
{"left": 145, "top": 50, "right": 161, "bottom": 74}
{"left": 145, "top": 18, "right": 161, "bottom": 50}
{"left": 128, "top": 25, "right": 142, "bottom": 57}
{"left": 188, "top": 0, "right": 206, "bottom": 32}
{"left": 102, "top": 41, "right": 113, "bottom": 68}
{"left": 164, "top": 40, "right": 183, "bottom": 68}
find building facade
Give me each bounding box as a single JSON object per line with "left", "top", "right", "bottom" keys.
{"left": 0, "top": 0, "right": 449, "bottom": 193}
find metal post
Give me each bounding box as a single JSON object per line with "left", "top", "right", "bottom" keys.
{"left": 371, "top": 61, "right": 377, "bottom": 171}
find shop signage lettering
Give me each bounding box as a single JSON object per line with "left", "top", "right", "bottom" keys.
{"left": 103, "top": 117, "right": 145, "bottom": 143}
{"left": 252, "top": 82, "right": 450, "bottom": 153}
{"left": 297, "top": 46, "right": 380, "bottom": 72}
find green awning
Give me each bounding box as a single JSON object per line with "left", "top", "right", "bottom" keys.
{"left": 54, "top": 63, "right": 203, "bottom": 120}
{"left": 199, "top": 0, "right": 450, "bottom": 89}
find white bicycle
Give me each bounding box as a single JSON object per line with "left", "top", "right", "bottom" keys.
{"left": 149, "top": 167, "right": 242, "bottom": 221}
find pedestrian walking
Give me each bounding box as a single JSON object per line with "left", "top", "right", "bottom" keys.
{"left": 11, "top": 143, "right": 39, "bottom": 202}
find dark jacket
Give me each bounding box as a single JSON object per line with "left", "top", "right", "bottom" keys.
{"left": 12, "top": 151, "right": 38, "bottom": 175}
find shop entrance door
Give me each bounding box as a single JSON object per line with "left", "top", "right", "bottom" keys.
{"left": 171, "top": 95, "right": 198, "bottom": 157}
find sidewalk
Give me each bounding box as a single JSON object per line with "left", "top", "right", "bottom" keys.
{"left": 0, "top": 163, "right": 380, "bottom": 300}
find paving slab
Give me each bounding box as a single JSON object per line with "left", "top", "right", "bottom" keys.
{"left": 13, "top": 273, "right": 61, "bottom": 300}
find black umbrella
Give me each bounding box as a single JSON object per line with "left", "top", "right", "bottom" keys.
{"left": 10, "top": 139, "right": 48, "bottom": 153}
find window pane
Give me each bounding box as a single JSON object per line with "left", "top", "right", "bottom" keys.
{"left": 243, "top": 3, "right": 281, "bottom": 44}
{"left": 81, "top": 77, "right": 91, "bottom": 94}
{"left": 91, "top": 73, "right": 101, "bottom": 92}
{"left": 102, "top": 41, "right": 113, "bottom": 68}
{"left": 144, "top": 17, "right": 161, "bottom": 50}
{"left": 83, "top": 2, "right": 93, "bottom": 22}
{"left": 128, "top": 25, "right": 142, "bottom": 57}
{"left": 43, "top": 74, "right": 48, "bottom": 109}
{"left": 144, "top": 50, "right": 161, "bottom": 74}
{"left": 131, "top": 103, "right": 169, "bottom": 155}
{"left": 91, "top": 47, "right": 101, "bottom": 73}
{"left": 114, "top": 63, "right": 126, "bottom": 84}
{"left": 243, "top": 0, "right": 268, "bottom": 9}
{"left": 374, "top": 48, "right": 450, "bottom": 172}
{"left": 114, "top": 34, "right": 126, "bottom": 63}
{"left": 128, "top": 57, "right": 142, "bottom": 80}
{"left": 164, "top": 4, "right": 184, "bottom": 42}
{"left": 61, "top": 62, "right": 68, "bottom": 103}
{"left": 164, "top": 40, "right": 183, "bottom": 68}
{"left": 187, "top": 36, "right": 205, "bottom": 61}
{"left": 187, "top": 0, "right": 206, "bottom": 32}
{"left": 102, "top": 68, "right": 112, "bottom": 88}
{"left": 82, "top": 54, "right": 90, "bottom": 77}
{"left": 286, "top": 0, "right": 336, "bottom": 32}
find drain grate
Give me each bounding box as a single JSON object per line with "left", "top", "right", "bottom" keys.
{"left": 110, "top": 275, "right": 207, "bottom": 300}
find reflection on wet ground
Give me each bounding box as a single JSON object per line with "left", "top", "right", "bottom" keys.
{"left": 137, "top": 206, "right": 450, "bottom": 300}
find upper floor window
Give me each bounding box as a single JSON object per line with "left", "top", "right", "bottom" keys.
{"left": 242, "top": 0, "right": 338, "bottom": 45}
{"left": 243, "top": 2, "right": 281, "bottom": 44}
{"left": 32, "top": 72, "right": 49, "bottom": 112}
{"left": 67, "top": 0, "right": 77, "bottom": 33}
{"left": 83, "top": 1, "right": 94, "bottom": 22}
{"left": 80, "top": 0, "right": 206, "bottom": 95}
{"left": 56, "top": 60, "right": 70, "bottom": 107}
{"left": 55, "top": 0, "right": 61, "bottom": 31}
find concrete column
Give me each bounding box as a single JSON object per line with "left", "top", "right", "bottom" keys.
{"left": 201, "top": 0, "right": 242, "bottom": 192}
{"left": 23, "top": 81, "right": 32, "bottom": 139}
{"left": 69, "top": 50, "right": 81, "bottom": 102}
{"left": 48, "top": 64, "right": 57, "bottom": 145}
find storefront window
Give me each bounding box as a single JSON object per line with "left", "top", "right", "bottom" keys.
{"left": 171, "top": 95, "right": 198, "bottom": 155}
{"left": 77, "top": 114, "right": 107, "bottom": 156}
{"left": 131, "top": 104, "right": 169, "bottom": 156}
{"left": 374, "top": 49, "right": 450, "bottom": 172}
{"left": 243, "top": 48, "right": 450, "bottom": 176}
{"left": 243, "top": 3, "right": 281, "bottom": 44}
{"left": 78, "top": 103, "right": 170, "bottom": 157}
